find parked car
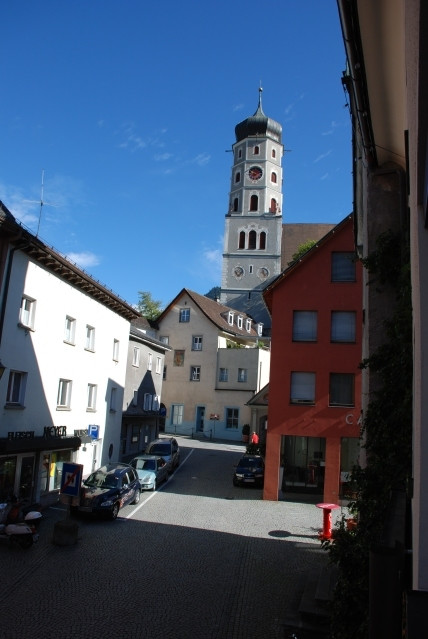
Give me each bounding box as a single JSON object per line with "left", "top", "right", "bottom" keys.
{"left": 73, "top": 463, "right": 140, "bottom": 520}
{"left": 130, "top": 455, "right": 169, "bottom": 491}
{"left": 145, "top": 437, "right": 180, "bottom": 472}
{"left": 233, "top": 454, "right": 265, "bottom": 487}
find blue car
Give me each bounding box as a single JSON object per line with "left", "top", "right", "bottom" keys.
{"left": 73, "top": 463, "right": 140, "bottom": 520}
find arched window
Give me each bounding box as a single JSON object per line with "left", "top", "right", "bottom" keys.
{"left": 259, "top": 232, "right": 266, "bottom": 250}
{"left": 239, "top": 231, "right": 245, "bottom": 249}
{"left": 248, "top": 230, "right": 257, "bottom": 249}
{"left": 271, "top": 171, "right": 277, "bottom": 183}
{"left": 270, "top": 198, "right": 277, "bottom": 213}
{"left": 250, "top": 195, "right": 258, "bottom": 211}
{"left": 254, "top": 145, "right": 260, "bottom": 155}
{"left": 235, "top": 171, "right": 241, "bottom": 183}
{"left": 272, "top": 148, "right": 276, "bottom": 158}
{"left": 238, "top": 149, "right": 242, "bottom": 158}
{"left": 233, "top": 198, "right": 239, "bottom": 212}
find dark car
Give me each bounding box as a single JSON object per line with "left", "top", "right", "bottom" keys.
{"left": 130, "top": 454, "right": 169, "bottom": 491}
{"left": 145, "top": 437, "right": 180, "bottom": 473}
{"left": 73, "top": 463, "right": 140, "bottom": 520}
{"left": 233, "top": 454, "right": 265, "bottom": 487}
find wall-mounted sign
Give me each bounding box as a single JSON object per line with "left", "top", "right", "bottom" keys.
{"left": 88, "top": 424, "right": 100, "bottom": 440}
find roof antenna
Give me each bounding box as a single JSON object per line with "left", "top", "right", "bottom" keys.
{"left": 24, "top": 170, "right": 58, "bottom": 237}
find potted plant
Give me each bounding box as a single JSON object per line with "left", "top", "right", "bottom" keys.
{"left": 241, "top": 424, "right": 250, "bottom": 443}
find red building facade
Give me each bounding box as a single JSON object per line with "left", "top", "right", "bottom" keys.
{"left": 263, "top": 215, "right": 362, "bottom": 504}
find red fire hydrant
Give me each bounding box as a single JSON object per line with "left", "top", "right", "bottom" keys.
{"left": 316, "top": 502, "right": 340, "bottom": 540}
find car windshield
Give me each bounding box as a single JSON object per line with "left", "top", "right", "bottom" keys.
{"left": 149, "top": 444, "right": 170, "bottom": 455}
{"left": 85, "top": 472, "right": 119, "bottom": 489}
{"left": 237, "top": 459, "right": 262, "bottom": 470}
{"left": 133, "top": 459, "right": 156, "bottom": 471}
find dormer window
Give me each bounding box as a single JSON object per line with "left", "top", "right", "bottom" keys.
{"left": 228, "top": 312, "right": 234, "bottom": 325}
{"left": 257, "top": 323, "right": 263, "bottom": 336}
{"left": 237, "top": 315, "right": 243, "bottom": 329}
{"left": 246, "top": 319, "right": 252, "bottom": 332}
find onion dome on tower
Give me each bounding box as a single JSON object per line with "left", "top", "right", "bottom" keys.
{"left": 235, "top": 87, "right": 282, "bottom": 143}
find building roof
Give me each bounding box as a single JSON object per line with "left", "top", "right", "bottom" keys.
{"left": 0, "top": 201, "right": 141, "bottom": 322}
{"left": 281, "top": 223, "right": 337, "bottom": 270}
{"left": 156, "top": 288, "right": 261, "bottom": 339}
{"left": 235, "top": 88, "right": 282, "bottom": 144}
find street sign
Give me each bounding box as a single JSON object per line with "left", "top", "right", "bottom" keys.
{"left": 60, "top": 463, "right": 83, "bottom": 497}
{"left": 88, "top": 424, "right": 99, "bottom": 439}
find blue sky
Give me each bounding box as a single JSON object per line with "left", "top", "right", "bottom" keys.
{"left": 1, "top": 0, "right": 351, "bottom": 309}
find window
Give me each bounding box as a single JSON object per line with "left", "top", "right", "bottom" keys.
{"left": 330, "top": 373, "right": 354, "bottom": 406}
{"left": 132, "top": 347, "right": 140, "bottom": 367}
{"left": 6, "top": 371, "right": 27, "bottom": 405}
{"left": 147, "top": 353, "right": 152, "bottom": 371}
{"left": 192, "top": 336, "right": 203, "bottom": 351}
{"left": 163, "top": 365, "right": 167, "bottom": 380}
{"left": 272, "top": 148, "right": 276, "bottom": 158}
{"left": 87, "top": 384, "right": 97, "bottom": 411}
{"left": 331, "top": 312, "right": 356, "bottom": 342}
{"left": 250, "top": 195, "right": 258, "bottom": 211}
{"left": 254, "top": 145, "right": 260, "bottom": 155}
{"left": 271, "top": 171, "right": 277, "bottom": 183}
{"left": 233, "top": 198, "right": 239, "bottom": 212}
{"left": 248, "top": 230, "right": 257, "bottom": 249}
{"left": 159, "top": 336, "right": 169, "bottom": 344}
{"left": 292, "top": 311, "right": 318, "bottom": 341}
{"left": 156, "top": 357, "right": 162, "bottom": 374}
{"left": 19, "top": 296, "right": 36, "bottom": 329}
{"left": 249, "top": 265, "right": 253, "bottom": 274}
{"left": 64, "top": 316, "right": 76, "bottom": 344}
{"left": 172, "top": 404, "right": 183, "bottom": 426}
{"left": 110, "top": 387, "right": 117, "bottom": 412}
{"left": 237, "top": 316, "right": 243, "bottom": 329}
{"left": 246, "top": 319, "right": 252, "bottom": 332}
{"left": 219, "top": 368, "right": 228, "bottom": 382}
{"left": 57, "top": 379, "right": 72, "bottom": 409}
{"left": 238, "top": 368, "right": 247, "bottom": 382}
{"left": 131, "top": 424, "right": 139, "bottom": 443}
{"left": 144, "top": 393, "right": 152, "bottom": 410}
{"left": 85, "top": 325, "right": 95, "bottom": 351}
{"left": 257, "top": 323, "right": 263, "bottom": 336}
{"left": 235, "top": 171, "right": 241, "bottom": 183}
{"left": 179, "top": 308, "right": 190, "bottom": 322}
{"left": 226, "top": 408, "right": 239, "bottom": 429}
{"left": 290, "top": 372, "right": 315, "bottom": 404}
{"left": 113, "top": 339, "right": 120, "bottom": 361}
{"left": 331, "top": 252, "right": 356, "bottom": 282}
{"left": 270, "top": 198, "right": 277, "bottom": 213}
{"left": 228, "top": 312, "right": 234, "bottom": 325}
{"left": 132, "top": 390, "right": 138, "bottom": 406}
{"left": 239, "top": 231, "right": 245, "bottom": 249}
{"left": 259, "top": 232, "right": 266, "bottom": 250}
{"left": 190, "top": 366, "right": 201, "bottom": 381}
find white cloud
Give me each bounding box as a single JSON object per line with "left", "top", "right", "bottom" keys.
{"left": 65, "top": 251, "right": 100, "bottom": 269}
{"left": 154, "top": 152, "right": 173, "bottom": 162}
{"left": 192, "top": 153, "right": 211, "bottom": 166}
{"left": 314, "top": 149, "right": 332, "bottom": 163}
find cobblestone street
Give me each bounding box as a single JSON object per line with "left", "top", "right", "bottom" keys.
{"left": 0, "top": 437, "right": 344, "bottom": 639}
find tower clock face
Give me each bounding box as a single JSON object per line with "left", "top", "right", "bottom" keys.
{"left": 248, "top": 166, "right": 263, "bottom": 181}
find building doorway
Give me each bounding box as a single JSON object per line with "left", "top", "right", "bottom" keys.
{"left": 196, "top": 406, "right": 205, "bottom": 432}
{"left": 281, "top": 436, "right": 326, "bottom": 493}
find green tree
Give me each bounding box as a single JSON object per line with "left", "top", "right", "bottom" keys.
{"left": 136, "top": 291, "right": 163, "bottom": 320}
{"left": 289, "top": 239, "right": 317, "bottom": 264}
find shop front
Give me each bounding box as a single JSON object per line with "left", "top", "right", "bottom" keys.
{"left": 0, "top": 429, "right": 81, "bottom": 505}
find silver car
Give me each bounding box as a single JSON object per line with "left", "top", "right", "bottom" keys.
{"left": 145, "top": 437, "right": 180, "bottom": 473}
{"left": 130, "top": 455, "right": 169, "bottom": 491}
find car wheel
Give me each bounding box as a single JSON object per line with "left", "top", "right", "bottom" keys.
{"left": 132, "top": 488, "right": 140, "bottom": 504}
{"left": 110, "top": 503, "right": 119, "bottom": 520}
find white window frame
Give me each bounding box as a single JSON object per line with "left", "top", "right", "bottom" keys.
{"left": 143, "top": 393, "right": 152, "bottom": 411}
{"left": 237, "top": 316, "right": 243, "bottom": 329}
{"left": 147, "top": 352, "right": 153, "bottom": 371}
{"left": 19, "top": 295, "right": 36, "bottom": 330}
{"left": 246, "top": 319, "right": 252, "bottom": 332}
{"left": 159, "top": 336, "right": 169, "bottom": 344}
{"left": 219, "top": 368, "right": 228, "bottom": 382}
{"left": 191, "top": 366, "right": 201, "bottom": 381}
{"left": 172, "top": 404, "right": 183, "bottom": 425}
{"left": 179, "top": 308, "right": 190, "bottom": 323}
{"left": 113, "top": 339, "right": 120, "bottom": 361}
{"left": 87, "top": 383, "right": 97, "bottom": 411}
{"left": 57, "top": 379, "right": 72, "bottom": 409}
{"left": 226, "top": 408, "right": 239, "bottom": 429}
{"left": 85, "top": 325, "right": 95, "bottom": 351}
{"left": 132, "top": 347, "right": 140, "bottom": 367}
{"left": 6, "top": 370, "right": 27, "bottom": 405}
{"left": 228, "top": 312, "right": 234, "bottom": 325}
{"left": 290, "top": 372, "right": 315, "bottom": 404}
{"left": 64, "top": 316, "right": 76, "bottom": 344}
{"left": 192, "top": 336, "right": 203, "bottom": 351}
{"left": 237, "top": 368, "right": 247, "bottom": 383}
{"left": 156, "top": 357, "right": 162, "bottom": 374}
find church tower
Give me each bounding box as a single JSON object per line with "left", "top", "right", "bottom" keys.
{"left": 220, "top": 89, "right": 283, "bottom": 331}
